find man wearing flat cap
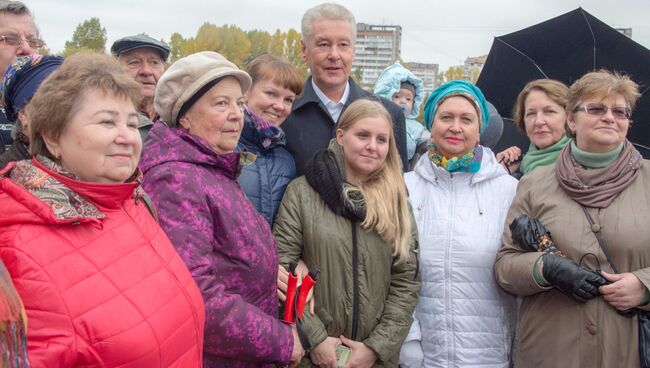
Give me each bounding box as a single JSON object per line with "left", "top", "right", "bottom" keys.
{"left": 111, "top": 34, "right": 170, "bottom": 140}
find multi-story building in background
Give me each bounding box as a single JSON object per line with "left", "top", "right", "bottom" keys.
{"left": 354, "top": 23, "right": 402, "bottom": 90}
{"left": 615, "top": 27, "right": 633, "bottom": 38}
{"left": 462, "top": 55, "right": 488, "bottom": 83}
{"left": 403, "top": 62, "right": 439, "bottom": 96}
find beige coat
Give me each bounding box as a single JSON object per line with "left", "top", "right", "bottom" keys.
{"left": 494, "top": 162, "right": 650, "bottom": 368}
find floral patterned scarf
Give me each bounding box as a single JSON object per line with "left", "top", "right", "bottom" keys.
{"left": 245, "top": 108, "right": 285, "bottom": 149}
{"left": 427, "top": 144, "right": 483, "bottom": 173}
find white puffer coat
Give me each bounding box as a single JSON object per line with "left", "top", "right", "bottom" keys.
{"left": 400, "top": 149, "right": 518, "bottom": 368}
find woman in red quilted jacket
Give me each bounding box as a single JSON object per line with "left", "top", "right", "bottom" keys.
{"left": 0, "top": 52, "right": 205, "bottom": 367}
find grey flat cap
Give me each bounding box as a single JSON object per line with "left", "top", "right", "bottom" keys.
{"left": 111, "top": 34, "right": 171, "bottom": 61}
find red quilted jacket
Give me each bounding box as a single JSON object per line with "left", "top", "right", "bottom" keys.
{"left": 0, "top": 158, "right": 205, "bottom": 368}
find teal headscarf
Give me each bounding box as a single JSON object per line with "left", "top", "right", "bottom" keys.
{"left": 423, "top": 80, "right": 490, "bottom": 133}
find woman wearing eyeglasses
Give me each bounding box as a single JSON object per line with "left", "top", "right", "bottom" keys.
{"left": 495, "top": 70, "right": 650, "bottom": 368}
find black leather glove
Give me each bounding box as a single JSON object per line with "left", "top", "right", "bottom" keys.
{"left": 542, "top": 254, "right": 608, "bottom": 303}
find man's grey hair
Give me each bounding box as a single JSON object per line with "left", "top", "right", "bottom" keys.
{"left": 301, "top": 3, "right": 356, "bottom": 42}
{"left": 0, "top": 0, "right": 31, "bottom": 17}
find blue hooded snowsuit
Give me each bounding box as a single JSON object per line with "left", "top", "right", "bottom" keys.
{"left": 374, "top": 62, "right": 428, "bottom": 160}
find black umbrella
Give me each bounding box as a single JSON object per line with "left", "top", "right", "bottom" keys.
{"left": 509, "top": 214, "right": 564, "bottom": 257}
{"left": 477, "top": 8, "right": 650, "bottom": 157}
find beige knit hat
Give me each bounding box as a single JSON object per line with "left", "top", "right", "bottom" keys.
{"left": 154, "top": 51, "right": 252, "bottom": 126}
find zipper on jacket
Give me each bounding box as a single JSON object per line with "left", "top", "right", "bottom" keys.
{"left": 413, "top": 241, "right": 419, "bottom": 281}
{"left": 351, "top": 221, "right": 360, "bottom": 340}
{"left": 446, "top": 174, "right": 455, "bottom": 364}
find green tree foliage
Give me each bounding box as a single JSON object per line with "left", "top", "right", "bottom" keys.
{"left": 269, "top": 29, "right": 286, "bottom": 57}
{"left": 248, "top": 30, "right": 271, "bottom": 57}
{"left": 165, "top": 24, "right": 308, "bottom": 79}
{"left": 285, "top": 29, "right": 307, "bottom": 77}
{"left": 169, "top": 32, "right": 185, "bottom": 62}
{"left": 351, "top": 67, "right": 363, "bottom": 84}
{"left": 467, "top": 66, "right": 482, "bottom": 84}
{"left": 443, "top": 66, "right": 463, "bottom": 82}
{"left": 218, "top": 25, "right": 251, "bottom": 66}
{"left": 193, "top": 22, "right": 221, "bottom": 52}
{"left": 63, "top": 17, "right": 107, "bottom": 56}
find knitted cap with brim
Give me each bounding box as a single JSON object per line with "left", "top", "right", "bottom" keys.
{"left": 154, "top": 51, "right": 252, "bottom": 126}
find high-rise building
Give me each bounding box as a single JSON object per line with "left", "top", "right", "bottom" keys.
{"left": 403, "top": 62, "right": 439, "bottom": 96}
{"left": 354, "top": 23, "right": 402, "bottom": 90}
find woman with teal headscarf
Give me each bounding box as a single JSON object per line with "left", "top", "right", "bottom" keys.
{"left": 504, "top": 79, "right": 571, "bottom": 177}
{"left": 400, "top": 80, "right": 518, "bottom": 367}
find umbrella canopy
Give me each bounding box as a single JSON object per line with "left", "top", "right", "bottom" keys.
{"left": 477, "top": 8, "right": 650, "bottom": 157}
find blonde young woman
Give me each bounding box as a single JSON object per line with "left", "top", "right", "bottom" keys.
{"left": 274, "top": 99, "right": 420, "bottom": 367}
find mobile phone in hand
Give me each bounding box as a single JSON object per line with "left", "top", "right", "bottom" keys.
{"left": 335, "top": 345, "right": 351, "bottom": 367}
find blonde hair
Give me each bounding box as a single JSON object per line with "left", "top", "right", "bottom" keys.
{"left": 338, "top": 99, "right": 412, "bottom": 262}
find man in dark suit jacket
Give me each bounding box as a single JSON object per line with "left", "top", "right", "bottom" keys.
{"left": 282, "top": 3, "right": 408, "bottom": 175}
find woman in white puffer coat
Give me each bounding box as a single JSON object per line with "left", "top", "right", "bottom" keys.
{"left": 399, "top": 81, "right": 518, "bottom": 368}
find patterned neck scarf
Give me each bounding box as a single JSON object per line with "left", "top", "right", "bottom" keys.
{"left": 245, "top": 108, "right": 285, "bottom": 149}
{"left": 427, "top": 144, "right": 483, "bottom": 173}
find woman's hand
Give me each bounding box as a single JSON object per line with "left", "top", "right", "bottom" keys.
{"left": 340, "top": 336, "right": 377, "bottom": 368}
{"left": 310, "top": 336, "right": 341, "bottom": 368}
{"left": 295, "top": 260, "right": 316, "bottom": 315}
{"left": 496, "top": 146, "right": 522, "bottom": 174}
{"left": 600, "top": 271, "right": 646, "bottom": 310}
{"left": 278, "top": 261, "right": 315, "bottom": 315}
{"left": 278, "top": 265, "right": 289, "bottom": 301}
{"left": 289, "top": 324, "right": 305, "bottom": 367}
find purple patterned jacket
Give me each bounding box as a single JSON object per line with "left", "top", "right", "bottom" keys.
{"left": 139, "top": 123, "right": 293, "bottom": 367}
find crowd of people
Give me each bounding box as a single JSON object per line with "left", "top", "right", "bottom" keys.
{"left": 0, "top": 1, "right": 647, "bottom": 368}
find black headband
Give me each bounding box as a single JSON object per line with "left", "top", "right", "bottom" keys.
{"left": 176, "top": 76, "right": 227, "bottom": 125}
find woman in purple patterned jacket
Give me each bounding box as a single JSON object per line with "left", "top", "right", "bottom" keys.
{"left": 139, "top": 51, "right": 303, "bottom": 367}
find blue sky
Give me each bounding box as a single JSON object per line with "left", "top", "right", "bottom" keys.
{"left": 28, "top": 0, "right": 650, "bottom": 70}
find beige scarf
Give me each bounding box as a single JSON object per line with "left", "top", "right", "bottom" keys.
{"left": 555, "top": 139, "right": 642, "bottom": 208}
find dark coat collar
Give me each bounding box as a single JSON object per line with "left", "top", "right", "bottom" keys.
{"left": 292, "top": 77, "right": 369, "bottom": 112}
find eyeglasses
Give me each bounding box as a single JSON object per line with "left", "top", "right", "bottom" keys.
{"left": 576, "top": 103, "right": 631, "bottom": 120}
{"left": 0, "top": 34, "right": 45, "bottom": 49}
